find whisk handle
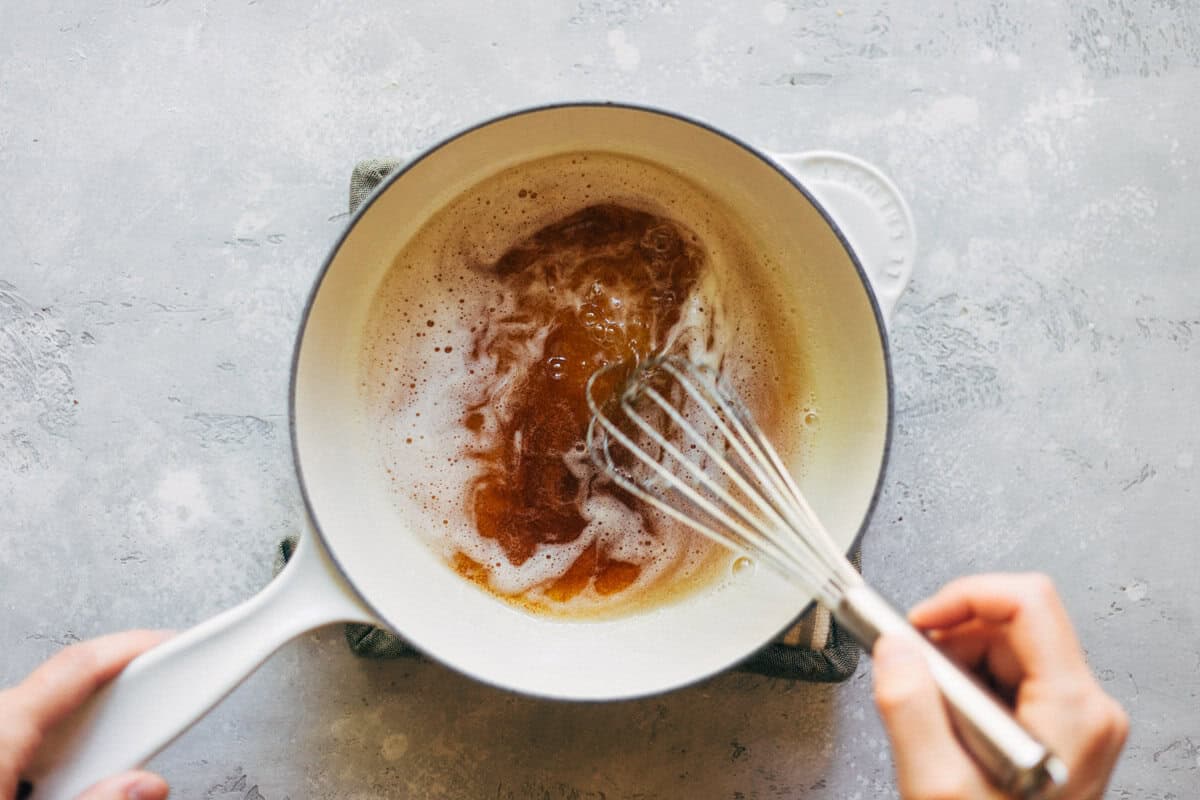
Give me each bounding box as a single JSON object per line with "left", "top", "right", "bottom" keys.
{"left": 836, "top": 585, "right": 1069, "bottom": 800}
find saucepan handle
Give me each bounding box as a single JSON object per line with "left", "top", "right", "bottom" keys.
{"left": 26, "top": 530, "right": 378, "bottom": 800}
{"left": 836, "top": 584, "right": 1069, "bottom": 800}
{"left": 770, "top": 151, "right": 917, "bottom": 328}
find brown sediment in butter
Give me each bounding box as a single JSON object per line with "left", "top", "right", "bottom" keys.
{"left": 362, "top": 151, "right": 813, "bottom": 619}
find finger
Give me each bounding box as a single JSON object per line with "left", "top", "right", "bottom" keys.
{"left": 926, "top": 619, "right": 990, "bottom": 671}
{"left": 1015, "top": 681, "right": 1130, "bottom": 798}
{"left": 908, "top": 573, "right": 1089, "bottom": 682}
{"left": 932, "top": 619, "right": 1128, "bottom": 796}
{"left": 872, "top": 635, "right": 991, "bottom": 800}
{"left": 11, "top": 631, "right": 170, "bottom": 736}
{"left": 0, "top": 716, "right": 33, "bottom": 800}
{"left": 929, "top": 620, "right": 1024, "bottom": 690}
{"left": 1062, "top": 695, "right": 1129, "bottom": 799}
{"left": 75, "top": 770, "right": 169, "bottom": 800}
{"left": 0, "top": 633, "right": 168, "bottom": 800}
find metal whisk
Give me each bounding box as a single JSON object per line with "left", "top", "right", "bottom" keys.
{"left": 585, "top": 356, "right": 1068, "bottom": 800}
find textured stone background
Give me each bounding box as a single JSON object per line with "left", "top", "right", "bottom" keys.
{"left": 2, "top": 1, "right": 1197, "bottom": 798}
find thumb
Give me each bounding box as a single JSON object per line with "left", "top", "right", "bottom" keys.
{"left": 872, "top": 635, "right": 987, "bottom": 799}
{"left": 75, "top": 770, "right": 168, "bottom": 800}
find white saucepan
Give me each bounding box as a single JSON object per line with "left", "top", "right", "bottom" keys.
{"left": 30, "top": 103, "right": 915, "bottom": 799}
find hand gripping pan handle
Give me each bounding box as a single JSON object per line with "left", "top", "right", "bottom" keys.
{"left": 26, "top": 530, "right": 377, "bottom": 800}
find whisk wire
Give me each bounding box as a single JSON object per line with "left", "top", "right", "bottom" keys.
{"left": 643, "top": 380, "right": 792, "bottom": 539}
{"left": 654, "top": 359, "right": 860, "bottom": 593}
{"left": 633, "top": 385, "right": 836, "bottom": 596}
{"left": 634, "top": 385, "right": 794, "bottom": 552}
{"left": 588, "top": 420, "right": 802, "bottom": 583}
{"left": 585, "top": 356, "right": 859, "bottom": 605}
{"left": 653, "top": 362, "right": 828, "bottom": 571}
{"left": 588, "top": 391, "right": 808, "bottom": 585}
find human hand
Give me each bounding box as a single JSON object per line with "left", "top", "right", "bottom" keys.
{"left": 1, "top": 631, "right": 171, "bottom": 800}
{"left": 871, "top": 573, "right": 1128, "bottom": 800}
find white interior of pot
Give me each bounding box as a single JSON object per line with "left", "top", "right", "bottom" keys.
{"left": 293, "top": 105, "right": 889, "bottom": 700}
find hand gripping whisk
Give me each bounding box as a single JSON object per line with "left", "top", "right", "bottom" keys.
{"left": 585, "top": 356, "right": 1068, "bottom": 800}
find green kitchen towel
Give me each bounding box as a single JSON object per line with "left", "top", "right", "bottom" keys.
{"left": 276, "top": 157, "right": 865, "bottom": 683}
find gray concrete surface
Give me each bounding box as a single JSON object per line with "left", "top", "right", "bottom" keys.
{"left": 2, "top": 1, "right": 1198, "bottom": 798}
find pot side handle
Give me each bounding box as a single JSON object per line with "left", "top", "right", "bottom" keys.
{"left": 26, "top": 531, "right": 377, "bottom": 800}
{"left": 771, "top": 151, "right": 917, "bottom": 328}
